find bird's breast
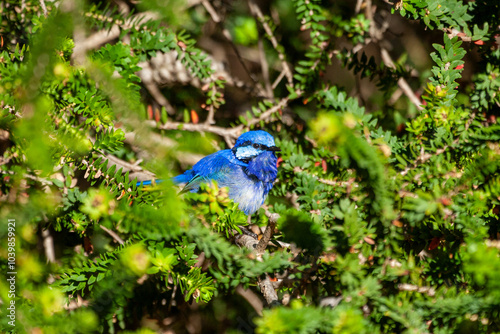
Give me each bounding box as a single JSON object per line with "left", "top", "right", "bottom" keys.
{"left": 214, "top": 164, "right": 274, "bottom": 215}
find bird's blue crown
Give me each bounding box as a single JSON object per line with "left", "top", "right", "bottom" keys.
{"left": 232, "top": 130, "right": 278, "bottom": 162}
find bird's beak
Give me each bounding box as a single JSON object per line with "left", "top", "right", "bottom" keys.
{"left": 268, "top": 146, "right": 281, "bottom": 152}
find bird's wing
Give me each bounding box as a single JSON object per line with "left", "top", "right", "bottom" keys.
{"left": 179, "top": 150, "right": 243, "bottom": 193}
{"left": 179, "top": 174, "right": 210, "bottom": 194}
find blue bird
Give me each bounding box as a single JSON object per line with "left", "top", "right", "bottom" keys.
{"left": 137, "top": 130, "right": 280, "bottom": 215}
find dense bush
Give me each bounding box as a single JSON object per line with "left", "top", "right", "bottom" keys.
{"left": 1, "top": 0, "right": 499, "bottom": 333}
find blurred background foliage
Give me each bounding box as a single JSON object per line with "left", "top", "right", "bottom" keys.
{"left": 0, "top": 0, "right": 499, "bottom": 333}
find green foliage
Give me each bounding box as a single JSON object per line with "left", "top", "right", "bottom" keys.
{"left": 229, "top": 16, "right": 259, "bottom": 46}
{"left": 278, "top": 209, "right": 330, "bottom": 253}
{"left": 397, "top": 0, "right": 473, "bottom": 31}
{"left": 292, "top": 0, "right": 330, "bottom": 91}
{"left": 471, "top": 61, "right": 500, "bottom": 111}
{"left": 1, "top": 0, "right": 499, "bottom": 333}
{"left": 256, "top": 300, "right": 371, "bottom": 334}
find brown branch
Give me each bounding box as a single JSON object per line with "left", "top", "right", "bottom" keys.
{"left": 285, "top": 192, "right": 300, "bottom": 210}
{"left": 234, "top": 212, "right": 281, "bottom": 306}
{"left": 269, "top": 239, "right": 291, "bottom": 249}
{"left": 72, "top": 25, "right": 121, "bottom": 60}
{"left": 256, "top": 211, "right": 280, "bottom": 254}
{"left": 319, "top": 296, "right": 343, "bottom": 308}
{"left": 82, "top": 152, "right": 154, "bottom": 195}
{"left": 64, "top": 295, "right": 89, "bottom": 311}
{"left": 124, "top": 130, "right": 204, "bottom": 167}
{"left": 235, "top": 234, "right": 259, "bottom": 250}
{"left": 236, "top": 285, "right": 264, "bottom": 316}
{"left": 400, "top": 145, "right": 449, "bottom": 176}
{"left": 205, "top": 104, "right": 216, "bottom": 125}
{"left": 486, "top": 240, "right": 500, "bottom": 250}
{"left": 388, "top": 87, "right": 404, "bottom": 106}
{"left": 234, "top": 233, "right": 280, "bottom": 305}
{"left": 355, "top": 0, "right": 364, "bottom": 13}
{"left": 153, "top": 120, "right": 241, "bottom": 139}
{"left": 100, "top": 152, "right": 156, "bottom": 184}
{"left": 398, "top": 283, "right": 436, "bottom": 296}
{"left": 150, "top": 89, "right": 299, "bottom": 143}
{"left": 257, "top": 276, "right": 280, "bottom": 306}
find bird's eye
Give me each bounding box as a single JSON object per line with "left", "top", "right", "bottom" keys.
{"left": 252, "top": 143, "right": 260, "bottom": 149}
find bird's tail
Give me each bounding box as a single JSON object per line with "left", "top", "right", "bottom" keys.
{"left": 136, "top": 173, "right": 192, "bottom": 187}
{"left": 136, "top": 179, "right": 163, "bottom": 187}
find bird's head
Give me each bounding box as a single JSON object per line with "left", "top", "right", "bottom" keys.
{"left": 232, "top": 130, "right": 280, "bottom": 162}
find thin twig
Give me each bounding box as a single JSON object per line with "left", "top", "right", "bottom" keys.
{"left": 74, "top": 11, "right": 159, "bottom": 62}
{"left": 99, "top": 224, "right": 125, "bottom": 245}
{"left": 257, "top": 276, "right": 280, "bottom": 306}
{"left": 486, "top": 240, "right": 500, "bottom": 250}
{"left": 0, "top": 170, "right": 54, "bottom": 187}
{"left": 443, "top": 28, "right": 473, "bottom": 42}
{"left": 380, "top": 48, "right": 423, "bottom": 111}
{"left": 317, "top": 177, "right": 357, "bottom": 188}
{"left": 143, "top": 82, "right": 176, "bottom": 115}
{"left": 257, "top": 38, "right": 274, "bottom": 98}
{"left": 42, "top": 229, "right": 56, "bottom": 263}
{"left": 201, "top": 1, "right": 265, "bottom": 95}
{"left": 236, "top": 92, "right": 297, "bottom": 132}
{"left": 248, "top": 0, "right": 293, "bottom": 85}
{"left": 236, "top": 285, "right": 264, "bottom": 315}
{"left": 201, "top": 0, "right": 220, "bottom": 22}
{"left": 39, "top": 0, "right": 48, "bottom": 17}
{"left": 72, "top": 25, "right": 121, "bottom": 59}
{"left": 388, "top": 87, "right": 403, "bottom": 105}
{"left": 151, "top": 90, "right": 296, "bottom": 140}
{"left": 153, "top": 120, "right": 241, "bottom": 139}
{"left": 355, "top": 0, "right": 364, "bottom": 14}
{"left": 272, "top": 70, "right": 286, "bottom": 89}
{"left": 205, "top": 105, "right": 215, "bottom": 125}
{"left": 398, "top": 283, "right": 435, "bottom": 296}
{"left": 104, "top": 153, "right": 155, "bottom": 177}
{"left": 204, "top": 84, "right": 217, "bottom": 125}
{"left": 346, "top": 1, "right": 422, "bottom": 111}
{"left": 293, "top": 166, "right": 358, "bottom": 189}
{"left": 223, "top": 29, "right": 266, "bottom": 95}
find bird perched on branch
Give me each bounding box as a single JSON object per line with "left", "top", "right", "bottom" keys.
{"left": 137, "top": 130, "right": 280, "bottom": 215}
